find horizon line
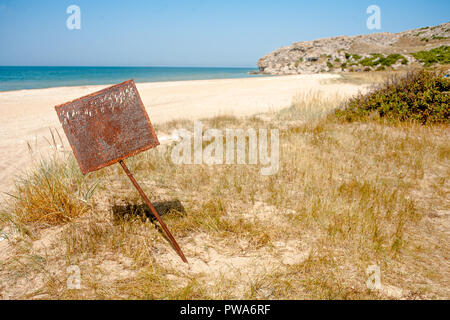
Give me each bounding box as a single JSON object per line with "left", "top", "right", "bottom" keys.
{"left": 0, "top": 65, "right": 258, "bottom": 69}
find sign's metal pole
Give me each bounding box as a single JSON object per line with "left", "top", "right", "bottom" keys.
{"left": 119, "top": 160, "right": 188, "bottom": 263}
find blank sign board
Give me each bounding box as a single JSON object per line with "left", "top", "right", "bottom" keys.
{"left": 55, "top": 80, "right": 160, "bottom": 175}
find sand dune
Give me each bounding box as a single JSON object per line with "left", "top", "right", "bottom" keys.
{"left": 0, "top": 74, "right": 366, "bottom": 192}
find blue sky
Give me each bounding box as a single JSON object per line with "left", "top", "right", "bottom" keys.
{"left": 0, "top": 0, "right": 448, "bottom": 67}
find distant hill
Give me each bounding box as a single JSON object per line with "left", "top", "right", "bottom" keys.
{"left": 257, "top": 22, "right": 450, "bottom": 74}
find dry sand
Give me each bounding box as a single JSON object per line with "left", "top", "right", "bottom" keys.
{"left": 0, "top": 74, "right": 366, "bottom": 192}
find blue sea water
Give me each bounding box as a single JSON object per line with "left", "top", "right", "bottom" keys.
{"left": 0, "top": 66, "right": 264, "bottom": 92}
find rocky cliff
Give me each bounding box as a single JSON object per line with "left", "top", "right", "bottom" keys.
{"left": 257, "top": 22, "right": 450, "bottom": 74}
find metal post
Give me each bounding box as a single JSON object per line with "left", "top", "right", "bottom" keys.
{"left": 119, "top": 160, "right": 188, "bottom": 263}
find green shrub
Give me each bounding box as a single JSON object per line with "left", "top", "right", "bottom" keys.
{"left": 379, "top": 54, "right": 406, "bottom": 67}
{"left": 295, "top": 57, "right": 304, "bottom": 68}
{"left": 360, "top": 56, "right": 380, "bottom": 67}
{"left": 371, "top": 53, "right": 383, "bottom": 59}
{"left": 352, "top": 54, "right": 362, "bottom": 61}
{"left": 335, "top": 69, "right": 450, "bottom": 124}
{"left": 327, "top": 61, "right": 334, "bottom": 69}
{"left": 412, "top": 45, "right": 450, "bottom": 66}
{"left": 358, "top": 53, "right": 407, "bottom": 68}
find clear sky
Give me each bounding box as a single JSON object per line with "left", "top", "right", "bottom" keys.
{"left": 0, "top": 0, "right": 448, "bottom": 67}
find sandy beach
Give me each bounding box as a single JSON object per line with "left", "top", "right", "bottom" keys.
{"left": 0, "top": 74, "right": 365, "bottom": 192}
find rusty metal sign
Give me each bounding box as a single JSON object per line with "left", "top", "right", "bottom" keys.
{"left": 55, "top": 80, "right": 187, "bottom": 263}
{"left": 55, "top": 79, "right": 159, "bottom": 175}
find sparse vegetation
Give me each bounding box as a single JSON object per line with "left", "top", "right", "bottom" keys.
{"left": 1, "top": 72, "right": 449, "bottom": 300}
{"left": 260, "top": 22, "right": 449, "bottom": 75}
{"left": 431, "top": 35, "right": 447, "bottom": 40}
{"left": 381, "top": 54, "right": 408, "bottom": 66}
{"left": 412, "top": 45, "right": 450, "bottom": 66}
{"left": 359, "top": 53, "right": 408, "bottom": 68}
{"left": 336, "top": 70, "right": 397, "bottom": 85}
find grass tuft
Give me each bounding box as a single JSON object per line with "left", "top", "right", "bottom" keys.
{"left": 1, "top": 152, "right": 98, "bottom": 232}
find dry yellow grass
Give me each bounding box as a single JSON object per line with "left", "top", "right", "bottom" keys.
{"left": 332, "top": 69, "right": 413, "bottom": 86}
{"left": 0, "top": 131, "right": 98, "bottom": 236}
{"left": 0, "top": 87, "right": 448, "bottom": 300}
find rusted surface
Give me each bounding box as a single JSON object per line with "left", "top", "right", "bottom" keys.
{"left": 55, "top": 79, "right": 159, "bottom": 175}
{"left": 55, "top": 80, "right": 187, "bottom": 263}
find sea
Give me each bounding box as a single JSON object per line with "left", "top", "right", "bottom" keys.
{"left": 0, "top": 66, "right": 265, "bottom": 92}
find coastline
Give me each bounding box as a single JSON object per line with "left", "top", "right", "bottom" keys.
{"left": 0, "top": 74, "right": 367, "bottom": 192}
{"left": 0, "top": 66, "right": 262, "bottom": 92}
